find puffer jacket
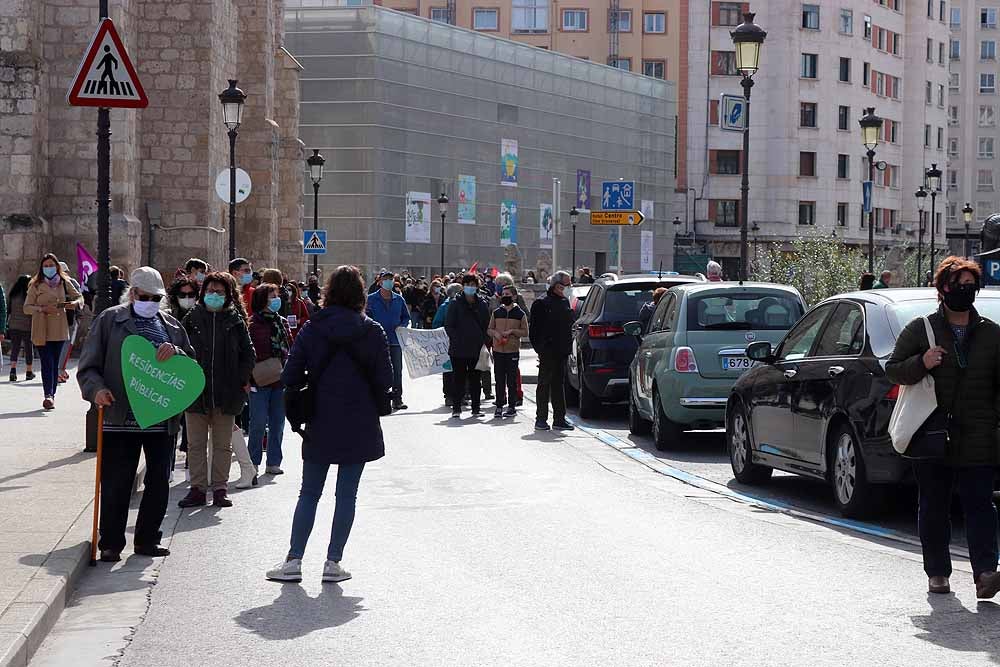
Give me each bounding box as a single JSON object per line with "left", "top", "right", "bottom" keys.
{"left": 529, "top": 290, "right": 574, "bottom": 358}
{"left": 487, "top": 305, "right": 529, "bottom": 353}
{"left": 445, "top": 294, "right": 491, "bottom": 359}
{"left": 182, "top": 304, "right": 256, "bottom": 415}
{"left": 885, "top": 305, "right": 1000, "bottom": 466}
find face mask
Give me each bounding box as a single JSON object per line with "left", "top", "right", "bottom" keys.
{"left": 178, "top": 297, "right": 196, "bottom": 310}
{"left": 943, "top": 283, "right": 977, "bottom": 312}
{"left": 268, "top": 297, "right": 283, "bottom": 313}
{"left": 195, "top": 272, "right": 206, "bottom": 284}
{"left": 240, "top": 272, "right": 252, "bottom": 285}
{"left": 501, "top": 295, "right": 514, "bottom": 306}
{"left": 436, "top": 287, "right": 444, "bottom": 295}
{"left": 203, "top": 293, "right": 225, "bottom": 311}
{"left": 382, "top": 279, "right": 395, "bottom": 291}
{"left": 133, "top": 300, "right": 160, "bottom": 318}
{"left": 42, "top": 266, "right": 57, "bottom": 279}
{"left": 463, "top": 286, "right": 477, "bottom": 297}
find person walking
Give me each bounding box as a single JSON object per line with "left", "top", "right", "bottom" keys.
{"left": 886, "top": 256, "right": 1000, "bottom": 598}
{"left": 0, "top": 279, "right": 6, "bottom": 359}
{"left": 266, "top": 265, "right": 392, "bottom": 584}
{"left": 77, "top": 267, "right": 193, "bottom": 561}
{"left": 177, "top": 273, "right": 256, "bottom": 508}
{"left": 55, "top": 261, "right": 82, "bottom": 384}
{"left": 6, "top": 275, "right": 33, "bottom": 382}
{"left": 445, "top": 273, "right": 490, "bottom": 418}
{"left": 248, "top": 284, "right": 292, "bottom": 476}
{"left": 487, "top": 284, "right": 528, "bottom": 418}
{"left": 23, "top": 253, "right": 83, "bottom": 410}
{"left": 229, "top": 257, "right": 255, "bottom": 311}
{"left": 529, "top": 271, "right": 575, "bottom": 431}
{"left": 285, "top": 281, "right": 311, "bottom": 342}
{"left": 873, "top": 270, "right": 892, "bottom": 289}
{"left": 366, "top": 270, "right": 410, "bottom": 411}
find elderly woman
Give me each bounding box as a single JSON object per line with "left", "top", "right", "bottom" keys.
{"left": 78, "top": 267, "right": 194, "bottom": 562}
{"left": 886, "top": 256, "right": 1000, "bottom": 598}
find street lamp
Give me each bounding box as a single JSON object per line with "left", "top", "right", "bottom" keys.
{"left": 750, "top": 221, "right": 760, "bottom": 271}
{"left": 915, "top": 186, "right": 927, "bottom": 287}
{"left": 731, "top": 12, "right": 766, "bottom": 282}
{"left": 963, "top": 202, "right": 975, "bottom": 258}
{"left": 858, "top": 107, "right": 883, "bottom": 272}
{"left": 307, "top": 149, "right": 325, "bottom": 277}
{"left": 219, "top": 79, "right": 247, "bottom": 261}
{"left": 569, "top": 206, "right": 579, "bottom": 276}
{"left": 437, "top": 192, "right": 449, "bottom": 277}
{"left": 926, "top": 163, "right": 942, "bottom": 270}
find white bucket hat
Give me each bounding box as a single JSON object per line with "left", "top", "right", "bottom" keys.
{"left": 130, "top": 266, "right": 166, "bottom": 296}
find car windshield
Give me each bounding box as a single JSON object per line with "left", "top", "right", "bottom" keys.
{"left": 889, "top": 298, "right": 1000, "bottom": 335}
{"left": 605, "top": 281, "right": 691, "bottom": 320}
{"left": 687, "top": 292, "right": 804, "bottom": 331}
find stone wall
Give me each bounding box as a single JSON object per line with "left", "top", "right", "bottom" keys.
{"left": 274, "top": 47, "right": 304, "bottom": 278}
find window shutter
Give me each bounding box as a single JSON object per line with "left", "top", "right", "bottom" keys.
{"left": 709, "top": 100, "right": 719, "bottom": 125}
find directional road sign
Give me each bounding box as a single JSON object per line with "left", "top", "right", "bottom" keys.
{"left": 720, "top": 94, "right": 746, "bottom": 131}
{"left": 601, "top": 181, "right": 635, "bottom": 210}
{"left": 303, "top": 230, "right": 327, "bottom": 255}
{"left": 590, "top": 210, "right": 645, "bottom": 226}
{"left": 67, "top": 19, "right": 148, "bottom": 108}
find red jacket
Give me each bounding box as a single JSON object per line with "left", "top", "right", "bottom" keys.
{"left": 242, "top": 284, "right": 256, "bottom": 314}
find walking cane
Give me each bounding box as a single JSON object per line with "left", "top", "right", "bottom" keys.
{"left": 89, "top": 405, "right": 104, "bottom": 566}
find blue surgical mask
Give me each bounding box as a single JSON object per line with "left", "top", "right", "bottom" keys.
{"left": 194, "top": 272, "right": 206, "bottom": 284}
{"left": 463, "top": 286, "right": 477, "bottom": 297}
{"left": 268, "top": 297, "right": 282, "bottom": 313}
{"left": 381, "top": 279, "right": 395, "bottom": 291}
{"left": 240, "top": 272, "right": 252, "bottom": 285}
{"left": 42, "top": 266, "right": 57, "bottom": 279}
{"left": 204, "top": 293, "right": 226, "bottom": 311}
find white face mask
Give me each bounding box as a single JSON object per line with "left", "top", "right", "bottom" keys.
{"left": 178, "top": 297, "right": 196, "bottom": 310}
{"left": 133, "top": 300, "right": 160, "bottom": 318}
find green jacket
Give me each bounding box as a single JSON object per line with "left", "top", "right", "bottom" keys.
{"left": 885, "top": 306, "right": 1000, "bottom": 466}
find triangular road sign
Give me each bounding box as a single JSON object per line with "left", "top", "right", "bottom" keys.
{"left": 67, "top": 18, "right": 148, "bottom": 109}
{"left": 305, "top": 233, "right": 324, "bottom": 249}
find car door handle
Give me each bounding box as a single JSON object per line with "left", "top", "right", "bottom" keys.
{"left": 783, "top": 369, "right": 797, "bottom": 379}
{"left": 828, "top": 366, "right": 845, "bottom": 377}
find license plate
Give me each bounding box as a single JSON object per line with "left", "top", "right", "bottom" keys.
{"left": 722, "top": 356, "right": 751, "bottom": 371}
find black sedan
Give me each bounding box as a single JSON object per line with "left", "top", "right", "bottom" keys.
{"left": 725, "top": 288, "right": 1000, "bottom": 518}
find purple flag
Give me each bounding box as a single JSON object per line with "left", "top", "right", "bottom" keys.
{"left": 76, "top": 242, "right": 98, "bottom": 284}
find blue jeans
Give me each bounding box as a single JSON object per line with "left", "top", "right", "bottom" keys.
{"left": 389, "top": 344, "right": 403, "bottom": 402}
{"left": 288, "top": 461, "right": 365, "bottom": 562}
{"left": 35, "top": 341, "right": 64, "bottom": 398}
{"left": 249, "top": 386, "right": 285, "bottom": 467}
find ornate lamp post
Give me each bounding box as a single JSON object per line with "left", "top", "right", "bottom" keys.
{"left": 963, "top": 202, "right": 975, "bottom": 258}
{"left": 569, "top": 206, "right": 579, "bottom": 275}
{"left": 219, "top": 79, "right": 247, "bottom": 261}
{"left": 859, "top": 107, "right": 883, "bottom": 273}
{"left": 926, "top": 163, "right": 942, "bottom": 269}
{"left": 731, "top": 12, "right": 766, "bottom": 282}
{"left": 915, "top": 186, "right": 927, "bottom": 287}
{"left": 437, "top": 192, "right": 449, "bottom": 277}
{"left": 307, "top": 149, "right": 325, "bottom": 277}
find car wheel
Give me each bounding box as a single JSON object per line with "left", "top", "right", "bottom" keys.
{"left": 578, "top": 363, "right": 600, "bottom": 419}
{"left": 628, "top": 390, "right": 652, "bottom": 436}
{"left": 728, "top": 402, "right": 772, "bottom": 484}
{"left": 829, "top": 423, "right": 880, "bottom": 518}
{"left": 651, "top": 387, "right": 682, "bottom": 451}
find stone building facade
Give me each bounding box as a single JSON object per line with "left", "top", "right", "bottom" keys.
{"left": 0, "top": 0, "right": 304, "bottom": 290}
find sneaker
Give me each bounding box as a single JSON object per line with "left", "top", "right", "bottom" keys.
{"left": 265, "top": 466, "right": 284, "bottom": 475}
{"left": 212, "top": 489, "right": 233, "bottom": 507}
{"left": 471, "top": 409, "right": 484, "bottom": 418}
{"left": 322, "top": 560, "right": 352, "bottom": 583}
{"left": 552, "top": 420, "right": 575, "bottom": 431}
{"left": 25, "top": 371, "right": 35, "bottom": 381}
{"left": 8, "top": 369, "right": 15, "bottom": 382}
{"left": 535, "top": 420, "right": 550, "bottom": 431}
{"left": 494, "top": 407, "right": 504, "bottom": 418}
{"left": 178, "top": 488, "right": 207, "bottom": 508}
{"left": 503, "top": 407, "right": 516, "bottom": 418}
{"left": 451, "top": 410, "right": 461, "bottom": 419}
{"left": 266, "top": 558, "right": 303, "bottom": 582}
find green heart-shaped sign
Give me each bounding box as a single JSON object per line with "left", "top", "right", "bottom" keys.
{"left": 120, "top": 335, "right": 206, "bottom": 430}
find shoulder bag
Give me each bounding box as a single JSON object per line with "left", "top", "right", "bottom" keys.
{"left": 888, "top": 316, "right": 950, "bottom": 460}
{"left": 252, "top": 356, "right": 283, "bottom": 386}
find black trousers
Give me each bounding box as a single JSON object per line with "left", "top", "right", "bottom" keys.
{"left": 536, "top": 354, "right": 567, "bottom": 423}
{"left": 450, "top": 356, "right": 481, "bottom": 412}
{"left": 99, "top": 430, "right": 173, "bottom": 553}
{"left": 493, "top": 352, "right": 519, "bottom": 408}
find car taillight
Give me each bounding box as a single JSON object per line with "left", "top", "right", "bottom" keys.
{"left": 674, "top": 347, "right": 699, "bottom": 373}
{"left": 588, "top": 324, "right": 624, "bottom": 339}
{"left": 885, "top": 384, "right": 900, "bottom": 400}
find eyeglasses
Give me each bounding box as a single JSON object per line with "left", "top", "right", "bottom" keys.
{"left": 179, "top": 291, "right": 196, "bottom": 298}
{"left": 136, "top": 294, "right": 163, "bottom": 302}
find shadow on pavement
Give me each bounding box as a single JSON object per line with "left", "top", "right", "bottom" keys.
{"left": 0, "top": 408, "right": 48, "bottom": 420}
{"left": 911, "top": 594, "right": 1000, "bottom": 663}
{"left": 0, "top": 450, "right": 92, "bottom": 486}
{"left": 234, "top": 584, "right": 365, "bottom": 639}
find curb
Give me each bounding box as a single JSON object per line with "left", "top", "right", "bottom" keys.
{"left": 0, "top": 458, "right": 147, "bottom": 667}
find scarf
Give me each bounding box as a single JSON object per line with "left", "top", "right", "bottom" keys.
{"left": 260, "top": 311, "right": 290, "bottom": 358}
{"left": 45, "top": 274, "right": 62, "bottom": 289}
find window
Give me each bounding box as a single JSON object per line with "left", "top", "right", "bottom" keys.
{"left": 984, "top": 41, "right": 997, "bottom": 60}
{"left": 609, "top": 9, "right": 631, "bottom": 31}
{"left": 814, "top": 303, "right": 865, "bottom": 357}
{"left": 644, "top": 12, "right": 665, "bottom": 33}
{"left": 948, "top": 202, "right": 958, "bottom": 224}
{"left": 984, "top": 8, "right": 998, "bottom": 28}
{"left": 937, "top": 127, "right": 944, "bottom": 150}
{"left": 712, "top": 200, "right": 739, "bottom": 227}
{"left": 801, "top": 53, "right": 818, "bottom": 78}
{"left": 800, "top": 151, "right": 817, "bottom": 177}
{"left": 926, "top": 80, "right": 933, "bottom": 104}
{"left": 949, "top": 105, "right": 959, "bottom": 125}
{"left": 642, "top": 60, "right": 665, "bottom": 79}
{"left": 927, "top": 38, "right": 934, "bottom": 62}
{"left": 977, "top": 202, "right": 992, "bottom": 222}
{"left": 430, "top": 7, "right": 452, "bottom": 22}
{"left": 610, "top": 58, "right": 631, "bottom": 71}
{"left": 800, "top": 102, "right": 817, "bottom": 127}
{"left": 980, "top": 137, "right": 996, "bottom": 158}
{"left": 798, "top": 201, "right": 817, "bottom": 225}
{"left": 979, "top": 168, "right": 995, "bottom": 190}
{"left": 939, "top": 41, "right": 945, "bottom": 65}
{"left": 838, "top": 105, "right": 850, "bottom": 130}
{"left": 714, "top": 150, "right": 741, "bottom": 174}
{"left": 983, "top": 72, "right": 997, "bottom": 94}
{"left": 878, "top": 27, "right": 886, "bottom": 51}
{"left": 949, "top": 137, "right": 959, "bottom": 156}
{"left": 876, "top": 72, "right": 885, "bottom": 96}
{"left": 718, "top": 2, "right": 742, "bottom": 27}
{"left": 512, "top": 0, "right": 548, "bottom": 32}
{"left": 864, "top": 14, "right": 872, "bottom": 39}
{"left": 927, "top": 0, "right": 933, "bottom": 19}
{"left": 949, "top": 169, "right": 958, "bottom": 189}
{"left": 980, "top": 105, "right": 996, "bottom": 126}
{"left": 778, "top": 303, "right": 835, "bottom": 361}
{"left": 561, "top": 9, "right": 587, "bottom": 30}
{"left": 940, "top": 0, "right": 946, "bottom": 20}
{"left": 837, "top": 154, "right": 850, "bottom": 179}
{"left": 938, "top": 84, "right": 945, "bottom": 107}
{"left": 839, "top": 8, "right": 853, "bottom": 34}
{"left": 837, "top": 202, "right": 849, "bottom": 227}
{"left": 885, "top": 118, "right": 898, "bottom": 143}
{"left": 951, "top": 7, "right": 961, "bottom": 26}
{"left": 711, "top": 51, "right": 738, "bottom": 75}
{"left": 950, "top": 71, "right": 960, "bottom": 90}
{"left": 838, "top": 57, "right": 851, "bottom": 82}
{"left": 924, "top": 124, "right": 931, "bottom": 148}
{"left": 473, "top": 7, "right": 499, "bottom": 29}
{"left": 951, "top": 39, "right": 961, "bottom": 60}
{"left": 802, "top": 4, "right": 819, "bottom": 29}
{"left": 863, "top": 62, "right": 870, "bottom": 86}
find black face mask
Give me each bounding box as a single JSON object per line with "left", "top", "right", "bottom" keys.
{"left": 501, "top": 295, "right": 513, "bottom": 306}
{"left": 943, "top": 283, "right": 977, "bottom": 312}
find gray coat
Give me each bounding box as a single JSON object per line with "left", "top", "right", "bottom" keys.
{"left": 77, "top": 304, "right": 195, "bottom": 434}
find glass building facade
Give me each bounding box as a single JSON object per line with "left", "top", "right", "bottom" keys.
{"left": 284, "top": 3, "right": 677, "bottom": 278}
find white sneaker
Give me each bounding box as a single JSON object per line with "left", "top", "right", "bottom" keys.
{"left": 266, "top": 558, "right": 302, "bottom": 582}
{"left": 235, "top": 464, "right": 258, "bottom": 489}
{"left": 322, "top": 560, "right": 352, "bottom": 583}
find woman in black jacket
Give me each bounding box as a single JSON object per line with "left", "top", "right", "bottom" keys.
{"left": 178, "top": 273, "right": 256, "bottom": 508}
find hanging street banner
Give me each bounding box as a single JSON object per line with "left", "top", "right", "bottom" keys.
{"left": 501, "top": 139, "right": 518, "bottom": 187}
{"left": 457, "top": 174, "right": 476, "bottom": 224}
{"left": 500, "top": 199, "right": 518, "bottom": 246}
{"left": 590, "top": 210, "right": 645, "bottom": 226}
{"left": 640, "top": 230, "right": 654, "bottom": 271}
{"left": 863, "top": 181, "right": 873, "bottom": 214}
{"left": 641, "top": 199, "right": 654, "bottom": 221}
{"left": 539, "top": 203, "right": 554, "bottom": 249}
{"left": 576, "top": 169, "right": 591, "bottom": 211}
{"left": 67, "top": 18, "right": 148, "bottom": 108}
{"left": 396, "top": 327, "right": 452, "bottom": 378}
{"left": 405, "top": 191, "right": 432, "bottom": 243}
{"left": 609, "top": 228, "right": 620, "bottom": 270}
{"left": 120, "top": 335, "right": 205, "bottom": 430}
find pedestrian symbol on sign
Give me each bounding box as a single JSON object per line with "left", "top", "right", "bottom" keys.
{"left": 67, "top": 18, "right": 148, "bottom": 108}
{"left": 306, "top": 234, "right": 323, "bottom": 249}
{"left": 303, "top": 230, "right": 327, "bottom": 255}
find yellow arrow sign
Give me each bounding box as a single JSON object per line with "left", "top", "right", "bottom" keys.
{"left": 590, "top": 210, "right": 645, "bottom": 226}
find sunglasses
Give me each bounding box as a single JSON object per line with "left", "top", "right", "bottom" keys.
{"left": 179, "top": 291, "right": 196, "bottom": 298}
{"left": 136, "top": 294, "right": 163, "bottom": 302}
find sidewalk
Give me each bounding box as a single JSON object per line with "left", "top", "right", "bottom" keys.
{"left": 0, "top": 363, "right": 141, "bottom": 667}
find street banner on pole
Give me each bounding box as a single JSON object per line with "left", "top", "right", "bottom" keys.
{"left": 458, "top": 175, "right": 476, "bottom": 224}
{"left": 641, "top": 230, "right": 654, "bottom": 271}
{"left": 576, "top": 169, "right": 591, "bottom": 211}
{"left": 500, "top": 199, "right": 518, "bottom": 246}
{"left": 67, "top": 18, "right": 148, "bottom": 108}
{"left": 863, "top": 181, "right": 873, "bottom": 214}
{"left": 405, "top": 192, "right": 432, "bottom": 243}
{"left": 539, "top": 203, "right": 554, "bottom": 249}
{"left": 501, "top": 139, "right": 518, "bottom": 187}
{"left": 397, "top": 328, "right": 451, "bottom": 378}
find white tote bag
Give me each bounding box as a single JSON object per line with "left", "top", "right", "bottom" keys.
{"left": 475, "top": 345, "right": 492, "bottom": 372}
{"left": 888, "top": 317, "right": 938, "bottom": 454}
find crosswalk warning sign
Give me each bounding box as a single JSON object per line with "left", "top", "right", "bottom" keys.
{"left": 67, "top": 18, "right": 148, "bottom": 109}
{"left": 303, "top": 230, "right": 327, "bottom": 255}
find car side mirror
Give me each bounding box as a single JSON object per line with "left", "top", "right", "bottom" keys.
{"left": 623, "top": 321, "right": 643, "bottom": 338}
{"left": 746, "top": 341, "right": 774, "bottom": 363}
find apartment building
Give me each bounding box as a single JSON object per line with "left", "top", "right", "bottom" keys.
{"left": 686, "top": 1, "right": 950, "bottom": 276}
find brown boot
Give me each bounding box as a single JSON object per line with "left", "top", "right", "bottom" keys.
{"left": 178, "top": 488, "right": 207, "bottom": 508}
{"left": 976, "top": 572, "right": 1000, "bottom": 599}
{"left": 928, "top": 576, "right": 950, "bottom": 594}
{"left": 212, "top": 489, "right": 233, "bottom": 507}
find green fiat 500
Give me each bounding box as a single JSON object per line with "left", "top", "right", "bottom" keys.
{"left": 625, "top": 283, "right": 805, "bottom": 450}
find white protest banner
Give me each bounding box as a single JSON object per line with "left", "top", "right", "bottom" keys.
{"left": 396, "top": 327, "right": 452, "bottom": 379}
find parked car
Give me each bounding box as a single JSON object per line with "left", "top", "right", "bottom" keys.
{"left": 565, "top": 284, "right": 592, "bottom": 320}
{"left": 725, "top": 288, "right": 1000, "bottom": 518}
{"left": 626, "top": 282, "right": 805, "bottom": 450}
{"left": 565, "top": 274, "right": 706, "bottom": 417}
